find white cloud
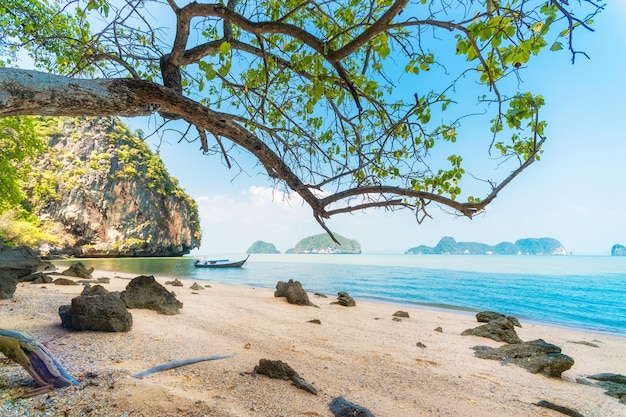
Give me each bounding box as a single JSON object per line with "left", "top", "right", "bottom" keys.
{"left": 195, "top": 186, "right": 322, "bottom": 254}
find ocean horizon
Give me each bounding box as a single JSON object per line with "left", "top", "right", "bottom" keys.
{"left": 52, "top": 254, "right": 626, "bottom": 336}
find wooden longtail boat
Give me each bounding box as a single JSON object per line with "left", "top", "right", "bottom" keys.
{"left": 193, "top": 254, "right": 250, "bottom": 268}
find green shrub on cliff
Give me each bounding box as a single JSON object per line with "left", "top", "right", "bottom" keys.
{"left": 0, "top": 209, "right": 59, "bottom": 248}
{"left": 0, "top": 117, "right": 43, "bottom": 213}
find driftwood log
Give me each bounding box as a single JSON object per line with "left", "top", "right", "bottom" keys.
{"left": 133, "top": 355, "right": 234, "bottom": 378}
{"left": 0, "top": 329, "right": 79, "bottom": 388}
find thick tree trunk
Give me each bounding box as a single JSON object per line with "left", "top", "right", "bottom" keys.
{"left": 0, "top": 68, "right": 156, "bottom": 117}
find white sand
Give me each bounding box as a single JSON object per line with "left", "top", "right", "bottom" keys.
{"left": 1, "top": 269, "right": 625, "bottom": 416}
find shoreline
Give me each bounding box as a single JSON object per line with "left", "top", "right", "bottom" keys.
{"left": 49, "top": 256, "right": 626, "bottom": 336}
{"left": 2, "top": 268, "right": 625, "bottom": 416}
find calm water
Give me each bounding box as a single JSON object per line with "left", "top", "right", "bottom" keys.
{"left": 53, "top": 254, "right": 626, "bottom": 335}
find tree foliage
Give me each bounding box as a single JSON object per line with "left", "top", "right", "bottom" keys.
{"left": 0, "top": 0, "right": 603, "bottom": 238}
{"left": 0, "top": 117, "right": 43, "bottom": 212}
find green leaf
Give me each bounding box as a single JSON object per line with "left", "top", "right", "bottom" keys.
{"left": 219, "top": 41, "right": 231, "bottom": 55}
{"left": 550, "top": 42, "right": 563, "bottom": 51}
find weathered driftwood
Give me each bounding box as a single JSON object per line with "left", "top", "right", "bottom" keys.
{"left": 0, "top": 329, "right": 79, "bottom": 388}
{"left": 133, "top": 355, "right": 234, "bottom": 378}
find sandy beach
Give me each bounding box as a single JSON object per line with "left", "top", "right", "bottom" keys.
{"left": 1, "top": 269, "right": 625, "bottom": 416}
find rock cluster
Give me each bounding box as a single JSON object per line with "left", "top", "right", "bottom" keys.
{"left": 472, "top": 339, "right": 575, "bottom": 378}
{"left": 577, "top": 373, "right": 626, "bottom": 405}
{"left": 58, "top": 273, "right": 184, "bottom": 332}
{"left": 463, "top": 311, "right": 574, "bottom": 378}
{"left": 274, "top": 279, "right": 312, "bottom": 306}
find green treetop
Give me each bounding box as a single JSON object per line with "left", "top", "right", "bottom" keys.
{"left": 0, "top": 0, "right": 602, "bottom": 240}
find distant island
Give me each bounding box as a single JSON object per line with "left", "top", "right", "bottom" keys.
{"left": 247, "top": 240, "right": 280, "bottom": 254}
{"left": 406, "top": 236, "right": 567, "bottom": 255}
{"left": 611, "top": 244, "right": 626, "bottom": 256}
{"left": 286, "top": 233, "right": 361, "bottom": 254}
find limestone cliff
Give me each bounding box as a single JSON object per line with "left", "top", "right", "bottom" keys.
{"left": 23, "top": 117, "right": 201, "bottom": 257}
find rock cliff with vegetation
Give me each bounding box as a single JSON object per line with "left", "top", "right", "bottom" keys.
{"left": 247, "top": 241, "right": 280, "bottom": 254}
{"left": 406, "top": 237, "right": 566, "bottom": 255}
{"left": 287, "top": 233, "right": 361, "bottom": 254}
{"left": 3, "top": 117, "right": 201, "bottom": 257}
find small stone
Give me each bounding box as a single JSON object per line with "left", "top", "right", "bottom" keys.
{"left": 329, "top": 396, "right": 374, "bottom": 417}
{"left": 190, "top": 282, "right": 204, "bottom": 290}
{"left": 416, "top": 342, "right": 426, "bottom": 348}
{"left": 60, "top": 262, "right": 94, "bottom": 279}
{"left": 53, "top": 278, "right": 79, "bottom": 286}
{"left": 393, "top": 310, "right": 409, "bottom": 318}
{"left": 434, "top": 327, "right": 443, "bottom": 332}
{"left": 331, "top": 291, "right": 356, "bottom": 307}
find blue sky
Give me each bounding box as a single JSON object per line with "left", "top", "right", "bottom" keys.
{"left": 141, "top": 2, "right": 626, "bottom": 255}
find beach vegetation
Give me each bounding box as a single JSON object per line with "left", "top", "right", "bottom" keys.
{"left": 0, "top": 0, "right": 602, "bottom": 241}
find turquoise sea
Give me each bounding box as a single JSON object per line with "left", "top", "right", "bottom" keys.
{"left": 52, "top": 254, "right": 626, "bottom": 335}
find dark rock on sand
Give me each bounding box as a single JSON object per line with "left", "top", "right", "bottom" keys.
{"left": 0, "top": 246, "right": 41, "bottom": 281}
{"left": 53, "top": 277, "right": 80, "bottom": 286}
{"left": 76, "top": 277, "right": 111, "bottom": 285}
{"left": 81, "top": 284, "right": 111, "bottom": 297}
{"left": 534, "top": 400, "right": 585, "bottom": 417}
{"left": 165, "top": 278, "right": 184, "bottom": 287}
{"left": 274, "top": 279, "right": 312, "bottom": 306}
{"left": 308, "top": 319, "right": 321, "bottom": 324}
{"left": 60, "top": 262, "right": 94, "bottom": 279}
{"left": 190, "top": 282, "right": 204, "bottom": 291}
{"left": 331, "top": 291, "right": 356, "bottom": 307}
{"left": 476, "top": 311, "right": 521, "bottom": 327}
{"left": 30, "top": 273, "right": 53, "bottom": 284}
{"left": 577, "top": 373, "right": 626, "bottom": 404}
{"left": 253, "top": 359, "right": 317, "bottom": 395}
{"left": 472, "top": 339, "right": 574, "bottom": 378}
{"left": 462, "top": 319, "right": 522, "bottom": 344}
{"left": 121, "top": 275, "right": 183, "bottom": 315}
{"left": 393, "top": 311, "right": 410, "bottom": 318}
{"left": 329, "top": 396, "right": 375, "bottom": 417}
{"left": 59, "top": 289, "right": 132, "bottom": 332}
{"left": 434, "top": 327, "right": 443, "bottom": 333}
{"left": 0, "top": 245, "right": 43, "bottom": 298}
{"left": 0, "top": 278, "right": 17, "bottom": 300}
